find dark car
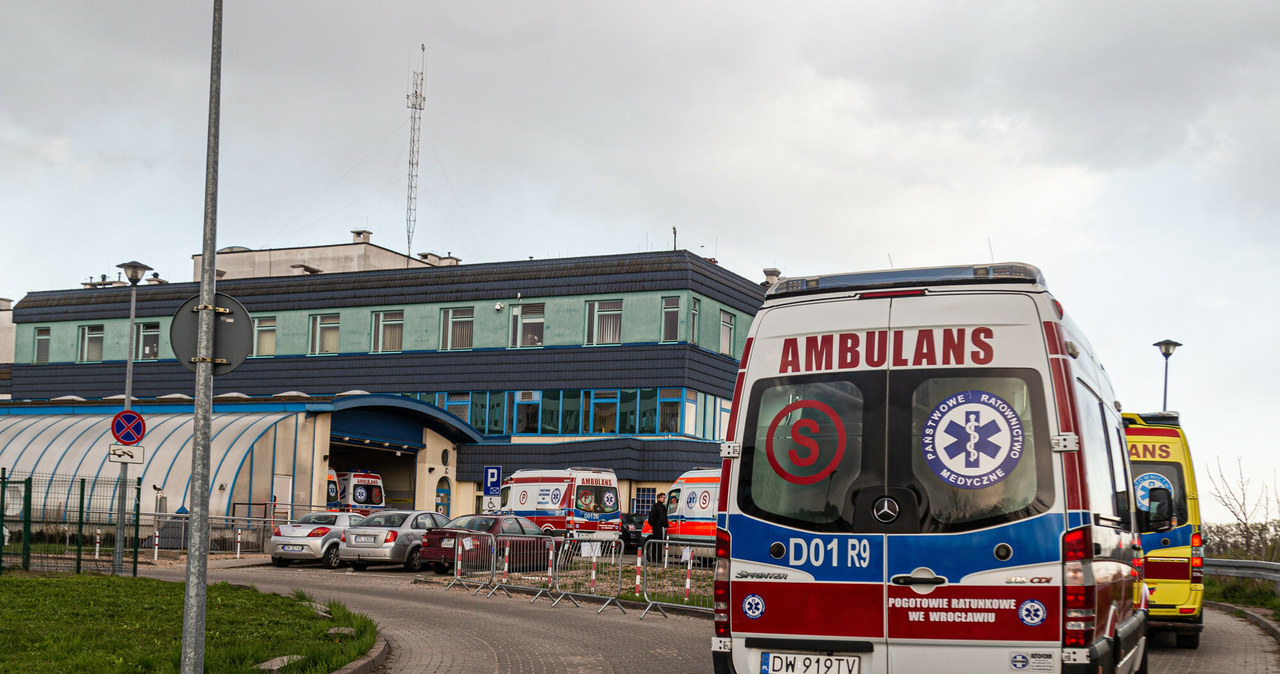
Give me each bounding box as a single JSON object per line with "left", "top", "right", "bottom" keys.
{"left": 619, "top": 512, "right": 646, "bottom": 553}
{"left": 421, "top": 514, "right": 549, "bottom": 575}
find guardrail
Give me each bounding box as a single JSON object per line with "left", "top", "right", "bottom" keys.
{"left": 1205, "top": 558, "right": 1280, "bottom": 593}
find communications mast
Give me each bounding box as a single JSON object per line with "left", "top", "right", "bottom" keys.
{"left": 405, "top": 44, "right": 426, "bottom": 261}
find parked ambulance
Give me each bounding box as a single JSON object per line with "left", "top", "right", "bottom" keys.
{"left": 335, "top": 469, "right": 385, "bottom": 516}
{"left": 643, "top": 468, "right": 720, "bottom": 545}
{"left": 1124, "top": 411, "right": 1203, "bottom": 649}
{"left": 326, "top": 468, "right": 340, "bottom": 511}
{"left": 499, "top": 467, "right": 622, "bottom": 539}
{"left": 713, "top": 263, "right": 1155, "bottom": 674}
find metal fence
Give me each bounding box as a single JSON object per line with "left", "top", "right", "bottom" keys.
{"left": 639, "top": 539, "right": 715, "bottom": 618}
{"left": 552, "top": 538, "right": 628, "bottom": 613}
{"left": 488, "top": 534, "right": 559, "bottom": 602}
{"left": 1, "top": 472, "right": 141, "bottom": 575}
{"left": 444, "top": 531, "right": 497, "bottom": 595}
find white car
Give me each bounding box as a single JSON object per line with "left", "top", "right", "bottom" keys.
{"left": 270, "top": 511, "right": 364, "bottom": 569}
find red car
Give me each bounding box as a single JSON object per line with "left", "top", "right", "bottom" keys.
{"left": 421, "top": 514, "right": 550, "bottom": 575}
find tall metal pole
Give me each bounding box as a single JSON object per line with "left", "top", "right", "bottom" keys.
{"left": 1162, "top": 357, "right": 1170, "bottom": 411}
{"left": 113, "top": 280, "right": 139, "bottom": 575}
{"left": 1153, "top": 339, "right": 1181, "bottom": 413}
{"left": 181, "top": 0, "right": 221, "bottom": 670}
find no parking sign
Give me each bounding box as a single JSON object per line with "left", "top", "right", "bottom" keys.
{"left": 111, "top": 410, "right": 146, "bottom": 445}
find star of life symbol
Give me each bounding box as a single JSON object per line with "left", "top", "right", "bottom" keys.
{"left": 1134, "top": 472, "right": 1174, "bottom": 512}
{"left": 742, "top": 593, "right": 766, "bottom": 619}
{"left": 921, "top": 390, "right": 1024, "bottom": 490}
{"left": 354, "top": 485, "right": 368, "bottom": 502}
{"left": 687, "top": 491, "right": 698, "bottom": 509}
{"left": 1018, "top": 599, "right": 1046, "bottom": 627}
{"left": 603, "top": 491, "right": 616, "bottom": 508}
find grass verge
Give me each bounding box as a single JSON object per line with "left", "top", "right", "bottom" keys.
{"left": 1206, "top": 576, "right": 1280, "bottom": 622}
{"left": 0, "top": 572, "right": 376, "bottom": 673}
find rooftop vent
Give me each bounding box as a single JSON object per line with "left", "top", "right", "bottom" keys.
{"left": 351, "top": 229, "right": 372, "bottom": 244}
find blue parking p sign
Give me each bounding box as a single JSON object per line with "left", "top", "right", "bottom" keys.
{"left": 484, "top": 466, "right": 501, "bottom": 497}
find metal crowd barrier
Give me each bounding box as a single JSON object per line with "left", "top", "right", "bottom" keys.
{"left": 487, "top": 535, "right": 559, "bottom": 602}
{"left": 552, "top": 537, "right": 627, "bottom": 613}
{"left": 443, "top": 531, "right": 496, "bottom": 595}
{"left": 639, "top": 538, "right": 716, "bottom": 618}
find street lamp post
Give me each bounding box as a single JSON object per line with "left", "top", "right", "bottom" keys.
{"left": 1154, "top": 339, "right": 1182, "bottom": 412}
{"left": 114, "top": 261, "right": 152, "bottom": 575}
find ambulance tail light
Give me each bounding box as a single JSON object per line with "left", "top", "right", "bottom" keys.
{"left": 385, "top": 530, "right": 398, "bottom": 543}
{"left": 307, "top": 527, "right": 331, "bottom": 538}
{"left": 1191, "top": 532, "right": 1204, "bottom": 583}
{"left": 1063, "top": 527, "right": 1096, "bottom": 648}
{"left": 714, "top": 527, "right": 732, "bottom": 637}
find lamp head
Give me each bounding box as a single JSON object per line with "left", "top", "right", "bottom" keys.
{"left": 1153, "top": 339, "right": 1182, "bottom": 359}
{"left": 116, "top": 261, "right": 153, "bottom": 286}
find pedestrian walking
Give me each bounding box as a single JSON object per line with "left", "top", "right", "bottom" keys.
{"left": 646, "top": 492, "right": 668, "bottom": 562}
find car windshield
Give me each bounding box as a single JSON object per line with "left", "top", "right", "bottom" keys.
{"left": 446, "top": 516, "right": 496, "bottom": 531}
{"left": 358, "top": 513, "right": 408, "bottom": 528}
{"left": 621, "top": 513, "right": 645, "bottom": 524}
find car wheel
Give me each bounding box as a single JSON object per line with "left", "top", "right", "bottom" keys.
{"left": 322, "top": 545, "right": 341, "bottom": 569}
{"left": 271, "top": 557, "right": 291, "bottom": 568}
{"left": 352, "top": 562, "right": 368, "bottom": 572}
{"left": 404, "top": 547, "right": 423, "bottom": 572}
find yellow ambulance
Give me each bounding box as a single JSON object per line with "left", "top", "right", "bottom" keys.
{"left": 1124, "top": 411, "right": 1203, "bottom": 649}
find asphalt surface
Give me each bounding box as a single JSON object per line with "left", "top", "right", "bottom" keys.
{"left": 139, "top": 557, "right": 1280, "bottom": 673}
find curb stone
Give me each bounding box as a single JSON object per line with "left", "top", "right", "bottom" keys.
{"left": 331, "top": 633, "right": 389, "bottom": 674}
{"left": 1206, "top": 600, "right": 1280, "bottom": 644}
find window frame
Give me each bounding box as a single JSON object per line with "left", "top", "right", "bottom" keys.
{"left": 509, "top": 303, "right": 545, "bottom": 348}
{"left": 441, "top": 307, "right": 475, "bottom": 351}
{"left": 134, "top": 321, "right": 160, "bottom": 361}
{"left": 370, "top": 310, "right": 404, "bottom": 354}
{"left": 251, "top": 316, "right": 276, "bottom": 357}
{"left": 690, "top": 298, "right": 700, "bottom": 346}
{"left": 585, "top": 300, "right": 623, "bottom": 346}
{"left": 308, "top": 313, "right": 340, "bottom": 355}
{"left": 34, "top": 327, "right": 51, "bottom": 364}
{"left": 78, "top": 325, "right": 104, "bottom": 363}
{"left": 660, "top": 297, "right": 680, "bottom": 342}
{"left": 719, "top": 310, "right": 735, "bottom": 356}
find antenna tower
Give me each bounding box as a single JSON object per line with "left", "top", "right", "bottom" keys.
{"left": 405, "top": 44, "right": 426, "bottom": 262}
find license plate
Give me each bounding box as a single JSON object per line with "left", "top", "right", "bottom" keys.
{"left": 761, "top": 653, "right": 859, "bottom": 674}
{"left": 355, "top": 535, "right": 376, "bottom": 544}
{"left": 282, "top": 545, "right": 304, "bottom": 552}
{"left": 442, "top": 538, "right": 455, "bottom": 548}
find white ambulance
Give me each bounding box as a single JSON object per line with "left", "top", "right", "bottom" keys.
{"left": 643, "top": 467, "right": 721, "bottom": 546}
{"left": 335, "top": 469, "right": 385, "bottom": 516}
{"left": 500, "top": 467, "right": 622, "bottom": 539}
{"left": 713, "top": 263, "right": 1153, "bottom": 674}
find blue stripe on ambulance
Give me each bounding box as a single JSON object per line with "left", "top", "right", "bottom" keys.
{"left": 1141, "top": 523, "right": 1192, "bottom": 551}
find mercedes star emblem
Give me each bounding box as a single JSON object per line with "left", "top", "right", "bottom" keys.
{"left": 873, "top": 496, "right": 900, "bottom": 523}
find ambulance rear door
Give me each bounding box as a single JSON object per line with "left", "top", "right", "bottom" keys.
{"left": 880, "top": 291, "right": 1062, "bottom": 671}
{"left": 733, "top": 295, "right": 891, "bottom": 674}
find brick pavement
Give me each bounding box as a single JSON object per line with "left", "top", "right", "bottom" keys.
{"left": 1148, "top": 605, "right": 1280, "bottom": 674}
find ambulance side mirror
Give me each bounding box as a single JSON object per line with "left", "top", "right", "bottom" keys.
{"left": 1142, "top": 487, "right": 1174, "bottom": 532}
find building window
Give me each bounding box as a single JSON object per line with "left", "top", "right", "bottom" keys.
{"left": 446, "top": 393, "right": 470, "bottom": 422}
{"left": 638, "top": 389, "right": 658, "bottom": 433}
{"left": 371, "top": 310, "right": 404, "bottom": 353}
{"left": 591, "top": 389, "right": 619, "bottom": 433}
{"left": 659, "top": 388, "right": 683, "bottom": 433}
{"left": 661, "top": 297, "right": 680, "bottom": 342}
{"left": 135, "top": 322, "right": 160, "bottom": 361}
{"left": 34, "top": 327, "right": 50, "bottom": 364}
{"left": 78, "top": 325, "right": 103, "bottom": 363}
{"left": 690, "top": 298, "right": 700, "bottom": 346}
{"left": 561, "top": 390, "right": 583, "bottom": 434}
{"left": 514, "top": 391, "right": 541, "bottom": 433}
{"left": 585, "top": 300, "right": 622, "bottom": 345}
{"left": 252, "top": 317, "right": 276, "bottom": 357}
{"left": 441, "top": 307, "right": 474, "bottom": 350}
{"left": 510, "top": 303, "right": 544, "bottom": 347}
{"left": 309, "top": 314, "right": 340, "bottom": 355}
{"left": 719, "top": 310, "right": 735, "bottom": 356}
{"left": 634, "top": 487, "right": 656, "bottom": 515}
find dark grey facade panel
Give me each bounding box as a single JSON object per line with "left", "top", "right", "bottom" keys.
{"left": 457, "top": 437, "right": 721, "bottom": 483}
{"left": 9, "top": 344, "right": 739, "bottom": 401}
{"left": 15, "top": 251, "right": 766, "bottom": 322}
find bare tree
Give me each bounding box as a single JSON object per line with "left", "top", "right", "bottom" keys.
{"left": 1205, "top": 457, "right": 1271, "bottom": 558}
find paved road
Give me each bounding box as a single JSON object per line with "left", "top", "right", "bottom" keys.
{"left": 1149, "top": 606, "right": 1280, "bottom": 674}
{"left": 142, "top": 561, "right": 1280, "bottom": 673}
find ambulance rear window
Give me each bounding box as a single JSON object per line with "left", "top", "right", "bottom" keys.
{"left": 1132, "top": 462, "right": 1189, "bottom": 530}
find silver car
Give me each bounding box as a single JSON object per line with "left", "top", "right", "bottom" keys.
{"left": 339, "top": 510, "right": 449, "bottom": 572}
{"left": 269, "top": 511, "right": 363, "bottom": 569}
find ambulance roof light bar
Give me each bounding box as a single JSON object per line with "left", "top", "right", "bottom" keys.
{"left": 767, "top": 262, "right": 1046, "bottom": 298}
{"left": 1123, "top": 411, "right": 1181, "bottom": 427}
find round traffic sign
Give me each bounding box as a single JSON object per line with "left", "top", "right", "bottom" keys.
{"left": 111, "top": 410, "right": 146, "bottom": 446}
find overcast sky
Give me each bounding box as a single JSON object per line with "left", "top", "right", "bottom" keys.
{"left": 3, "top": 2, "right": 1278, "bottom": 523}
